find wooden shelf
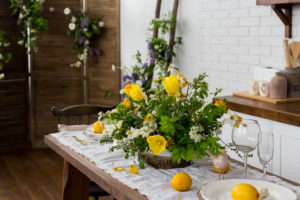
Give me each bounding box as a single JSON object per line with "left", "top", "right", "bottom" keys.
{"left": 215, "top": 95, "right": 300, "bottom": 127}
{"left": 256, "top": 0, "right": 300, "bottom": 38}
{"left": 257, "top": 0, "right": 300, "bottom": 5}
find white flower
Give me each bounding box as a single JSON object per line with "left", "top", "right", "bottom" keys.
{"left": 64, "top": 7, "right": 71, "bottom": 15}
{"left": 49, "top": 7, "right": 55, "bottom": 13}
{"left": 220, "top": 110, "right": 238, "bottom": 126}
{"left": 69, "top": 23, "right": 76, "bottom": 30}
{"left": 19, "top": 13, "right": 24, "bottom": 19}
{"left": 189, "top": 125, "right": 204, "bottom": 143}
{"left": 3, "top": 42, "right": 10, "bottom": 47}
{"left": 84, "top": 40, "right": 89, "bottom": 45}
{"left": 98, "top": 21, "right": 104, "bottom": 27}
{"left": 154, "top": 45, "right": 159, "bottom": 49}
{"left": 83, "top": 28, "right": 88, "bottom": 33}
{"left": 71, "top": 16, "right": 76, "bottom": 23}
{"left": 0, "top": 54, "right": 3, "bottom": 60}
{"left": 0, "top": 73, "right": 4, "bottom": 80}
{"left": 167, "top": 64, "right": 177, "bottom": 75}
{"left": 120, "top": 89, "right": 125, "bottom": 95}
{"left": 71, "top": 61, "right": 81, "bottom": 68}
{"left": 112, "top": 65, "right": 116, "bottom": 71}
{"left": 128, "top": 126, "right": 154, "bottom": 140}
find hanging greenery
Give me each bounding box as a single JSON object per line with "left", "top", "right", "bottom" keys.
{"left": 64, "top": 7, "right": 104, "bottom": 68}
{"left": 0, "top": 31, "right": 12, "bottom": 80}
{"left": 10, "top": 0, "right": 48, "bottom": 53}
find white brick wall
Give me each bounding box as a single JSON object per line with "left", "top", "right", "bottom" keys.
{"left": 121, "top": 0, "right": 300, "bottom": 95}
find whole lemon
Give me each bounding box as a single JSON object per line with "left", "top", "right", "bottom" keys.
{"left": 171, "top": 173, "right": 192, "bottom": 191}
{"left": 231, "top": 183, "right": 259, "bottom": 200}
{"left": 213, "top": 163, "right": 230, "bottom": 174}
{"left": 93, "top": 121, "right": 105, "bottom": 134}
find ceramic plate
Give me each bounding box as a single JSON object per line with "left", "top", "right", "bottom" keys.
{"left": 200, "top": 179, "right": 296, "bottom": 200}
{"left": 83, "top": 126, "right": 100, "bottom": 140}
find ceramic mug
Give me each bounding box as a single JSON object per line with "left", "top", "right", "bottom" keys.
{"left": 259, "top": 81, "right": 270, "bottom": 97}
{"left": 248, "top": 79, "right": 259, "bottom": 95}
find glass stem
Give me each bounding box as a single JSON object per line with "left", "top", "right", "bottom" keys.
{"left": 263, "top": 165, "right": 267, "bottom": 180}
{"left": 244, "top": 153, "right": 248, "bottom": 178}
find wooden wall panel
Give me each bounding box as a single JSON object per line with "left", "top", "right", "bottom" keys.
{"left": 32, "top": 0, "right": 120, "bottom": 147}
{"left": 0, "top": 1, "right": 27, "bottom": 151}
{"left": 87, "top": 0, "right": 120, "bottom": 106}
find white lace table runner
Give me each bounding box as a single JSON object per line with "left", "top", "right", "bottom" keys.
{"left": 51, "top": 131, "right": 300, "bottom": 200}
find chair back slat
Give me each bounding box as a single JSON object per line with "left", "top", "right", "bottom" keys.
{"left": 51, "top": 104, "right": 117, "bottom": 125}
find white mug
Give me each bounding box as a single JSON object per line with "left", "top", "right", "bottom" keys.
{"left": 259, "top": 81, "right": 270, "bottom": 97}
{"left": 248, "top": 79, "right": 259, "bottom": 95}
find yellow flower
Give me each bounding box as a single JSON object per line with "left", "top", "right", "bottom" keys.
{"left": 214, "top": 99, "right": 227, "bottom": 108}
{"left": 176, "top": 73, "right": 188, "bottom": 88}
{"left": 167, "top": 138, "right": 175, "bottom": 147}
{"left": 135, "top": 105, "right": 141, "bottom": 113}
{"left": 154, "top": 77, "right": 164, "bottom": 83}
{"left": 120, "top": 98, "right": 130, "bottom": 108}
{"left": 144, "top": 114, "right": 153, "bottom": 122}
{"left": 129, "top": 164, "right": 138, "bottom": 174}
{"left": 126, "top": 130, "right": 132, "bottom": 135}
{"left": 163, "top": 75, "right": 179, "bottom": 96}
{"left": 234, "top": 114, "right": 242, "bottom": 128}
{"left": 124, "top": 83, "right": 133, "bottom": 97}
{"left": 93, "top": 121, "right": 105, "bottom": 134}
{"left": 147, "top": 135, "right": 167, "bottom": 155}
{"left": 113, "top": 167, "right": 125, "bottom": 171}
{"left": 129, "top": 84, "right": 143, "bottom": 102}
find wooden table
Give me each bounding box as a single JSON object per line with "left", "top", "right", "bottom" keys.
{"left": 44, "top": 135, "right": 147, "bottom": 200}
{"left": 45, "top": 134, "right": 299, "bottom": 200}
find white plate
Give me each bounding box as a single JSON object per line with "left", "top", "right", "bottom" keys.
{"left": 200, "top": 179, "right": 296, "bottom": 200}
{"left": 83, "top": 127, "right": 100, "bottom": 140}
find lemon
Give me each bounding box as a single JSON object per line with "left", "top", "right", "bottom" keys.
{"left": 231, "top": 183, "right": 259, "bottom": 200}
{"left": 213, "top": 163, "right": 230, "bottom": 174}
{"left": 171, "top": 173, "right": 192, "bottom": 191}
{"left": 93, "top": 121, "right": 105, "bottom": 134}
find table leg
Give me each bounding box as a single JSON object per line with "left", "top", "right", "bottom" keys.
{"left": 63, "top": 160, "right": 90, "bottom": 200}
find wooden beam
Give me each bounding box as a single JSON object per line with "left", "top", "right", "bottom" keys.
{"left": 257, "top": 0, "right": 300, "bottom": 5}
{"left": 272, "top": 4, "right": 292, "bottom": 38}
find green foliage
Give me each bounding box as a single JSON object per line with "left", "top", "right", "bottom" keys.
{"left": 64, "top": 8, "right": 103, "bottom": 67}
{"left": 0, "top": 31, "right": 12, "bottom": 72}
{"left": 10, "top": 0, "right": 48, "bottom": 53}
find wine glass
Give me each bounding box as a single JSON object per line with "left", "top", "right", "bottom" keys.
{"left": 258, "top": 132, "right": 274, "bottom": 180}
{"left": 232, "top": 119, "right": 261, "bottom": 178}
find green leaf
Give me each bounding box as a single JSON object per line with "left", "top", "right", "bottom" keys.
{"left": 139, "top": 156, "right": 145, "bottom": 169}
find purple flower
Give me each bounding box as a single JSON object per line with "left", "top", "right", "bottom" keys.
{"left": 150, "top": 58, "right": 156, "bottom": 65}
{"left": 78, "top": 35, "right": 86, "bottom": 45}
{"left": 40, "top": 5, "right": 44, "bottom": 12}
{"left": 147, "top": 42, "right": 151, "bottom": 50}
{"left": 123, "top": 75, "right": 134, "bottom": 82}
{"left": 17, "top": 19, "right": 23, "bottom": 26}
{"left": 88, "top": 47, "right": 94, "bottom": 56}
{"left": 142, "top": 63, "right": 148, "bottom": 68}
{"left": 94, "top": 48, "right": 100, "bottom": 56}
{"left": 81, "top": 18, "right": 88, "bottom": 28}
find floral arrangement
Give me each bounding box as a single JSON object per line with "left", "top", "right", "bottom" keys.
{"left": 98, "top": 64, "right": 227, "bottom": 167}
{"left": 10, "top": 0, "right": 48, "bottom": 53}
{"left": 0, "top": 31, "right": 12, "bottom": 80}
{"left": 121, "top": 13, "right": 182, "bottom": 92}
{"left": 64, "top": 7, "right": 103, "bottom": 67}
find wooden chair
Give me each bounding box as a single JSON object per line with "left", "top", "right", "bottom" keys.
{"left": 51, "top": 104, "right": 117, "bottom": 200}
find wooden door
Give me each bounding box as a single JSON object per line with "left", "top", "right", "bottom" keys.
{"left": 0, "top": 1, "right": 28, "bottom": 152}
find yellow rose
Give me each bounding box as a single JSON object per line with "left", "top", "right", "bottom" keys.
{"left": 163, "top": 75, "right": 179, "bottom": 96}
{"left": 134, "top": 105, "right": 141, "bottom": 113}
{"left": 120, "top": 98, "right": 130, "bottom": 108}
{"left": 147, "top": 135, "right": 167, "bottom": 155}
{"left": 176, "top": 73, "right": 188, "bottom": 88}
{"left": 129, "top": 164, "right": 138, "bottom": 174}
{"left": 93, "top": 121, "right": 105, "bottom": 134}
{"left": 124, "top": 84, "right": 133, "bottom": 97}
{"left": 129, "top": 84, "right": 143, "bottom": 102}
{"left": 144, "top": 114, "right": 153, "bottom": 122}
{"left": 214, "top": 99, "right": 226, "bottom": 108}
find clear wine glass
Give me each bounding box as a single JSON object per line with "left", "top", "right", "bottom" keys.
{"left": 258, "top": 132, "right": 274, "bottom": 180}
{"left": 232, "top": 119, "right": 261, "bottom": 178}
